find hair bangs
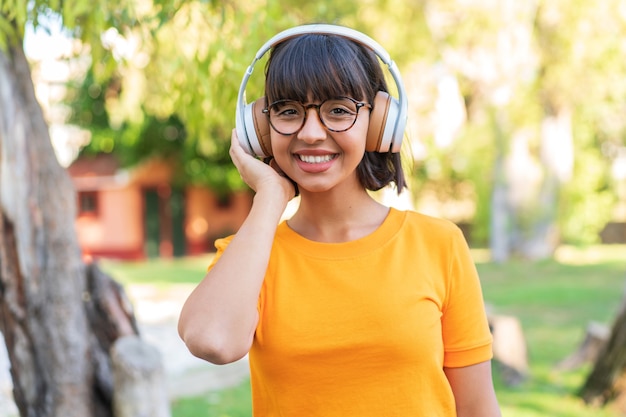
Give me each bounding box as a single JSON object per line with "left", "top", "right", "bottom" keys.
{"left": 265, "top": 34, "right": 371, "bottom": 104}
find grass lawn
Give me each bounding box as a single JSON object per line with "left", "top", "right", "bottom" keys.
{"left": 171, "top": 379, "right": 252, "bottom": 417}
{"left": 103, "top": 245, "right": 626, "bottom": 417}
{"left": 101, "top": 254, "right": 214, "bottom": 287}
{"left": 478, "top": 245, "right": 626, "bottom": 417}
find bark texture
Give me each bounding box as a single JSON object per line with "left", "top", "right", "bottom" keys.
{"left": 0, "top": 33, "right": 139, "bottom": 417}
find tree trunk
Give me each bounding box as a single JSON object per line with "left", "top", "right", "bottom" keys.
{"left": 489, "top": 107, "right": 512, "bottom": 263}
{"left": 498, "top": 108, "right": 572, "bottom": 261}
{"left": 84, "top": 262, "right": 141, "bottom": 417}
{"left": 580, "top": 294, "right": 626, "bottom": 409}
{"left": 512, "top": 109, "right": 572, "bottom": 260}
{"left": 0, "top": 32, "right": 138, "bottom": 417}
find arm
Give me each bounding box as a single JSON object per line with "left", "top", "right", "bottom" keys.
{"left": 441, "top": 228, "right": 500, "bottom": 415}
{"left": 444, "top": 361, "right": 502, "bottom": 417}
{"left": 177, "top": 129, "right": 296, "bottom": 365}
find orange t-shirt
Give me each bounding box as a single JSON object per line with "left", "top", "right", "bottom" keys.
{"left": 212, "top": 208, "right": 493, "bottom": 416}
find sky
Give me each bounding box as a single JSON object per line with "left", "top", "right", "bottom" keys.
{"left": 24, "top": 18, "right": 88, "bottom": 167}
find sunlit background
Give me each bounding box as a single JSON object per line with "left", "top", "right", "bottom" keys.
{"left": 27, "top": 1, "right": 626, "bottom": 263}
{"left": 4, "top": 0, "right": 626, "bottom": 416}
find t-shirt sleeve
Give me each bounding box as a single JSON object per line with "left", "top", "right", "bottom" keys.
{"left": 207, "top": 235, "right": 235, "bottom": 271}
{"left": 441, "top": 227, "right": 493, "bottom": 368}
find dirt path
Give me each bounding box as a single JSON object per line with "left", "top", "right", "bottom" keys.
{"left": 0, "top": 284, "right": 250, "bottom": 416}
{"left": 130, "top": 283, "right": 250, "bottom": 399}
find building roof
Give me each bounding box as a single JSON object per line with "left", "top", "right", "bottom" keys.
{"left": 67, "top": 153, "right": 120, "bottom": 178}
{"left": 66, "top": 153, "right": 174, "bottom": 191}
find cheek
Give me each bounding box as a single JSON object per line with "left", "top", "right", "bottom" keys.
{"left": 348, "top": 124, "right": 369, "bottom": 154}
{"left": 269, "top": 134, "right": 292, "bottom": 168}
{"left": 269, "top": 130, "right": 287, "bottom": 151}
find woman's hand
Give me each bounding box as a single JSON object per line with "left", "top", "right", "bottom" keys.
{"left": 229, "top": 129, "right": 296, "bottom": 200}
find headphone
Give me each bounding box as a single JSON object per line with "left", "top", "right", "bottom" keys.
{"left": 235, "top": 24, "right": 408, "bottom": 158}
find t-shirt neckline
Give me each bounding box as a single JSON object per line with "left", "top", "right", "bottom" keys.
{"left": 276, "top": 207, "right": 406, "bottom": 259}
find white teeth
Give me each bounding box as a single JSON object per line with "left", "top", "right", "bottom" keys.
{"left": 298, "top": 154, "right": 335, "bottom": 164}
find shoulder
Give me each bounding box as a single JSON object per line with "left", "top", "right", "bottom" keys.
{"left": 398, "top": 209, "right": 464, "bottom": 238}
{"left": 385, "top": 209, "right": 469, "bottom": 256}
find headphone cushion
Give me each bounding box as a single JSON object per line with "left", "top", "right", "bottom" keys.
{"left": 366, "top": 92, "right": 392, "bottom": 152}
{"left": 249, "top": 98, "right": 272, "bottom": 157}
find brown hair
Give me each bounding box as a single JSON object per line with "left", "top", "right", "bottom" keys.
{"left": 264, "top": 32, "right": 407, "bottom": 193}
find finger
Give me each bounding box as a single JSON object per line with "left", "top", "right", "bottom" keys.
{"left": 268, "top": 157, "right": 284, "bottom": 175}
{"left": 230, "top": 128, "right": 243, "bottom": 156}
{"left": 268, "top": 158, "right": 299, "bottom": 197}
{"left": 230, "top": 129, "right": 252, "bottom": 169}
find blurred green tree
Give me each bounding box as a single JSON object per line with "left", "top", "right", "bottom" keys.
{"left": 66, "top": 1, "right": 363, "bottom": 195}
{"left": 51, "top": 0, "right": 626, "bottom": 259}
{"left": 0, "top": 0, "right": 185, "bottom": 415}
{"left": 418, "top": 0, "right": 626, "bottom": 260}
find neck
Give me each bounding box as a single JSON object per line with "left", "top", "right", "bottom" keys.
{"left": 288, "top": 187, "right": 389, "bottom": 243}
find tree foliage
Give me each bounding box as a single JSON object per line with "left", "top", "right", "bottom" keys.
{"left": 4, "top": 0, "right": 626, "bottom": 244}
{"left": 414, "top": 0, "right": 626, "bottom": 252}
{"left": 63, "top": 1, "right": 371, "bottom": 193}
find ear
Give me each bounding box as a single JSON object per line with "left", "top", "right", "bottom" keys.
{"left": 366, "top": 91, "right": 392, "bottom": 152}
{"left": 251, "top": 97, "right": 273, "bottom": 157}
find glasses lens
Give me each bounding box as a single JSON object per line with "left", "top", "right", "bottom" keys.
{"left": 268, "top": 101, "right": 305, "bottom": 135}
{"left": 319, "top": 98, "right": 358, "bottom": 132}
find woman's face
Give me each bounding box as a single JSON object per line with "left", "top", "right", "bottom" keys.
{"left": 270, "top": 96, "right": 370, "bottom": 195}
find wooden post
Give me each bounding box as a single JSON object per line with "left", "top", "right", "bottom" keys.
{"left": 489, "top": 314, "right": 529, "bottom": 386}
{"left": 111, "top": 336, "right": 171, "bottom": 417}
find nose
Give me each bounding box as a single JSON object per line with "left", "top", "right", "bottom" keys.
{"left": 296, "top": 107, "right": 327, "bottom": 144}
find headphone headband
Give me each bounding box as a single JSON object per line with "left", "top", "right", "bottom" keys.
{"left": 254, "top": 24, "right": 393, "bottom": 66}
{"left": 236, "top": 24, "right": 408, "bottom": 157}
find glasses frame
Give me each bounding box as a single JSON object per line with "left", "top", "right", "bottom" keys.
{"left": 262, "top": 96, "right": 372, "bottom": 136}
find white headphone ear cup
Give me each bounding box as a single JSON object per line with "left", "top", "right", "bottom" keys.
{"left": 385, "top": 96, "right": 402, "bottom": 153}
{"left": 236, "top": 103, "right": 254, "bottom": 155}
{"left": 367, "top": 91, "right": 400, "bottom": 153}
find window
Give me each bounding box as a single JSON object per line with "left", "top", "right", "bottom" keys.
{"left": 78, "top": 191, "right": 99, "bottom": 216}
{"left": 216, "top": 193, "right": 233, "bottom": 210}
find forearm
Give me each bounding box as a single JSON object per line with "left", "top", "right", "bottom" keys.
{"left": 178, "top": 190, "right": 288, "bottom": 364}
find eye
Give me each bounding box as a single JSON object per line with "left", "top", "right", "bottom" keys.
{"left": 329, "top": 107, "right": 351, "bottom": 115}
{"left": 271, "top": 101, "right": 302, "bottom": 119}
{"left": 323, "top": 99, "right": 357, "bottom": 119}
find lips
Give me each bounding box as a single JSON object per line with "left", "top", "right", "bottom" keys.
{"left": 293, "top": 152, "right": 338, "bottom": 173}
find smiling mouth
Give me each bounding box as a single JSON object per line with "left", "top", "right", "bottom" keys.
{"left": 297, "top": 154, "right": 338, "bottom": 164}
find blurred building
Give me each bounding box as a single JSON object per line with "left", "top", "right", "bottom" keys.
{"left": 67, "top": 154, "right": 252, "bottom": 260}
{"left": 26, "top": 22, "right": 252, "bottom": 260}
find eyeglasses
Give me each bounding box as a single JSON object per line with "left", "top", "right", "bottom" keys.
{"left": 263, "top": 97, "right": 372, "bottom": 135}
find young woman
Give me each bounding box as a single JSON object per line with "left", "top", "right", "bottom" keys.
{"left": 178, "top": 24, "right": 501, "bottom": 417}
